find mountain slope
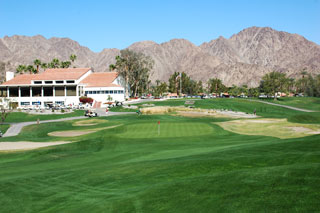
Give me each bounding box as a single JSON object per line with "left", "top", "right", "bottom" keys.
{"left": 1, "top": 27, "right": 319, "bottom": 87}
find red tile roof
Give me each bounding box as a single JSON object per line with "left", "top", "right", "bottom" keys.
{"left": 1, "top": 68, "right": 91, "bottom": 86}
{"left": 34, "top": 68, "right": 91, "bottom": 81}
{"left": 1, "top": 74, "right": 35, "bottom": 85}
{"left": 80, "top": 72, "right": 121, "bottom": 87}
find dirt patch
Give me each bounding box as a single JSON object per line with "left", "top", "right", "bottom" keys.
{"left": 73, "top": 119, "right": 107, "bottom": 126}
{"left": 243, "top": 119, "right": 284, "bottom": 123}
{"left": 141, "top": 106, "right": 257, "bottom": 119}
{"left": 48, "top": 125, "right": 122, "bottom": 137}
{"left": 0, "top": 141, "right": 71, "bottom": 151}
{"left": 216, "top": 118, "right": 320, "bottom": 139}
{"left": 286, "top": 126, "right": 313, "bottom": 133}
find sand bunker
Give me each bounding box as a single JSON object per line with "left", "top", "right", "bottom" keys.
{"left": 141, "top": 106, "right": 257, "bottom": 118}
{"left": 216, "top": 118, "right": 320, "bottom": 139}
{"left": 0, "top": 141, "right": 71, "bottom": 151}
{"left": 73, "top": 119, "right": 107, "bottom": 126}
{"left": 48, "top": 125, "right": 122, "bottom": 137}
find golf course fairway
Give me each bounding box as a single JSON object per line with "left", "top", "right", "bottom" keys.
{"left": 0, "top": 98, "right": 319, "bottom": 212}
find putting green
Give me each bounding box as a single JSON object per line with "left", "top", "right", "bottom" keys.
{"left": 119, "top": 122, "right": 213, "bottom": 138}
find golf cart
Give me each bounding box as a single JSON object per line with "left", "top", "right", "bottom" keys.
{"left": 84, "top": 110, "right": 98, "bottom": 117}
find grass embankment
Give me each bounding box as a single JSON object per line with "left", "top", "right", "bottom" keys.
{"left": 0, "top": 124, "right": 10, "bottom": 134}
{"left": 0, "top": 98, "right": 319, "bottom": 212}
{"left": 109, "top": 106, "right": 137, "bottom": 112}
{"left": 5, "top": 110, "right": 85, "bottom": 123}
{"left": 263, "top": 97, "right": 320, "bottom": 111}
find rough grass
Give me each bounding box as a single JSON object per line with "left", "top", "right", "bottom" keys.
{"left": 216, "top": 118, "right": 320, "bottom": 139}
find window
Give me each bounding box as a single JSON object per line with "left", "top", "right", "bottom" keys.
{"left": 20, "top": 102, "right": 30, "bottom": 106}
{"left": 119, "top": 90, "right": 124, "bottom": 94}
{"left": 88, "top": 91, "right": 92, "bottom": 94}
{"left": 55, "top": 87, "right": 64, "bottom": 96}
{"left": 85, "top": 91, "right": 88, "bottom": 95}
{"left": 109, "top": 90, "right": 113, "bottom": 94}
{"left": 105, "top": 90, "right": 109, "bottom": 94}
{"left": 66, "top": 80, "right": 75, "bottom": 84}
{"left": 66, "top": 86, "right": 76, "bottom": 96}
{"left": 43, "top": 87, "right": 53, "bottom": 96}
{"left": 34, "top": 81, "right": 42, "bottom": 84}
{"left": 32, "top": 101, "right": 41, "bottom": 106}
{"left": 55, "top": 101, "right": 64, "bottom": 105}
{"left": 32, "top": 87, "right": 41, "bottom": 97}
{"left": 20, "top": 87, "right": 30, "bottom": 97}
{"left": 55, "top": 80, "right": 63, "bottom": 84}
{"left": 96, "top": 91, "right": 101, "bottom": 94}
{"left": 101, "top": 91, "right": 105, "bottom": 94}
{"left": 114, "top": 90, "right": 118, "bottom": 94}
{"left": 92, "top": 91, "right": 97, "bottom": 94}
{"left": 9, "top": 87, "right": 19, "bottom": 97}
{"left": 0, "top": 88, "right": 7, "bottom": 97}
{"left": 45, "top": 81, "right": 53, "bottom": 84}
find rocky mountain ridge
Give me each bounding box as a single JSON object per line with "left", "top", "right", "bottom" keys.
{"left": 1, "top": 27, "right": 319, "bottom": 87}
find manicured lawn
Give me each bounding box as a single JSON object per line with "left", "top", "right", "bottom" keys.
{"left": 0, "top": 98, "right": 319, "bottom": 212}
{"left": 4, "top": 110, "right": 85, "bottom": 123}
{"left": 0, "top": 124, "right": 10, "bottom": 134}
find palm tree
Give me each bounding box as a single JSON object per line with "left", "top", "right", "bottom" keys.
{"left": 26, "top": 65, "right": 36, "bottom": 74}
{"left": 60, "top": 61, "right": 71, "bottom": 68}
{"left": 70, "top": 54, "right": 77, "bottom": 63}
{"left": 41, "top": 63, "right": 47, "bottom": 70}
{"left": 16, "top": 65, "right": 26, "bottom": 74}
{"left": 33, "top": 59, "right": 41, "bottom": 73}
{"left": 109, "top": 64, "right": 116, "bottom": 71}
{"left": 49, "top": 58, "right": 60, "bottom": 68}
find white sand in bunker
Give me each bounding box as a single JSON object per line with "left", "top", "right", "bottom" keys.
{"left": 48, "top": 125, "right": 122, "bottom": 137}
{"left": 141, "top": 106, "right": 257, "bottom": 118}
{"left": 0, "top": 141, "right": 71, "bottom": 151}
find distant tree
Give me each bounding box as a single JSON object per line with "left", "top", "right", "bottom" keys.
{"left": 41, "top": 63, "right": 47, "bottom": 70}
{"left": 49, "top": 58, "right": 60, "bottom": 68}
{"left": 208, "top": 78, "right": 226, "bottom": 94}
{"left": 16, "top": 65, "right": 26, "bottom": 74}
{"left": 0, "top": 98, "right": 13, "bottom": 124}
{"left": 70, "top": 54, "right": 77, "bottom": 63}
{"left": 26, "top": 65, "right": 36, "bottom": 74}
{"left": 33, "top": 59, "right": 41, "bottom": 73}
{"left": 260, "top": 71, "right": 288, "bottom": 99}
{"left": 168, "top": 72, "right": 180, "bottom": 94}
{"left": 109, "top": 49, "right": 154, "bottom": 98}
{"left": 60, "top": 61, "right": 71, "bottom": 68}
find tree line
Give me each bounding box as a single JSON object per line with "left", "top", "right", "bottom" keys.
{"left": 16, "top": 54, "right": 77, "bottom": 74}
{"left": 110, "top": 49, "right": 320, "bottom": 98}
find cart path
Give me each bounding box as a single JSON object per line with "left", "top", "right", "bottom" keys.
{"left": 247, "top": 99, "right": 317, "bottom": 112}
{"left": 3, "top": 112, "right": 135, "bottom": 138}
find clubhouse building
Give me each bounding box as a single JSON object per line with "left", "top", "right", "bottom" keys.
{"left": 0, "top": 68, "right": 125, "bottom": 109}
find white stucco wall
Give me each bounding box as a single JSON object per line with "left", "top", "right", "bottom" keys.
{"left": 84, "top": 86, "right": 125, "bottom": 103}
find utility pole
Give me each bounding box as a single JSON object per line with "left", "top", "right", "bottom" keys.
{"left": 179, "top": 72, "right": 182, "bottom": 97}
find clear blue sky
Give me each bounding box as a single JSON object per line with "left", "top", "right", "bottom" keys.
{"left": 1, "top": 0, "right": 319, "bottom": 52}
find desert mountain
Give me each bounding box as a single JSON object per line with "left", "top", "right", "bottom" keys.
{"left": 0, "top": 27, "right": 319, "bottom": 87}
